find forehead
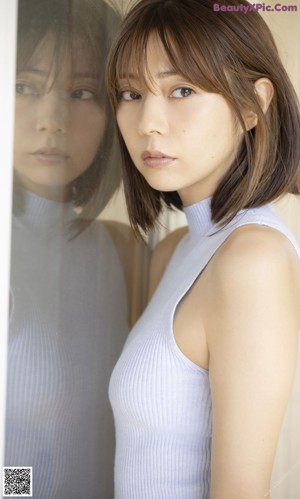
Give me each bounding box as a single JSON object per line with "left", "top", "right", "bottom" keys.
{"left": 119, "top": 32, "right": 178, "bottom": 84}
{"left": 129, "top": 33, "right": 169, "bottom": 68}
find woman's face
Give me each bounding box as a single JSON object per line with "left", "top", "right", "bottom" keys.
{"left": 116, "top": 34, "right": 243, "bottom": 206}
{"left": 14, "top": 32, "right": 106, "bottom": 201}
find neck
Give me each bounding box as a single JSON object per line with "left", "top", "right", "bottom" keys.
{"left": 183, "top": 197, "right": 213, "bottom": 237}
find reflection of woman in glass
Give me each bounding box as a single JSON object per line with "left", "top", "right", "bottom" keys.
{"left": 106, "top": 0, "right": 300, "bottom": 497}
{"left": 6, "top": 0, "right": 128, "bottom": 497}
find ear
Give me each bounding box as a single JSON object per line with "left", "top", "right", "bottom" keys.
{"left": 244, "top": 77, "right": 274, "bottom": 130}
{"left": 254, "top": 77, "right": 274, "bottom": 113}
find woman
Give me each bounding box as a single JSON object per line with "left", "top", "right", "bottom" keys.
{"left": 106, "top": 0, "right": 300, "bottom": 497}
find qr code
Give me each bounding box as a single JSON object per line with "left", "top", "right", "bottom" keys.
{"left": 2, "top": 467, "right": 32, "bottom": 497}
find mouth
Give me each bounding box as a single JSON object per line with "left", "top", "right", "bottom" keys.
{"left": 141, "top": 150, "right": 176, "bottom": 168}
{"left": 32, "top": 147, "right": 69, "bottom": 163}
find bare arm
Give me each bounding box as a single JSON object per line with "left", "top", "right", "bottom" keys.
{"left": 203, "top": 226, "right": 300, "bottom": 499}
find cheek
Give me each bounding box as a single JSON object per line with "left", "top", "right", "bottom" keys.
{"left": 208, "top": 107, "right": 241, "bottom": 151}
{"left": 76, "top": 109, "right": 107, "bottom": 152}
{"left": 14, "top": 102, "right": 31, "bottom": 137}
{"left": 13, "top": 116, "right": 26, "bottom": 160}
{"left": 116, "top": 108, "right": 132, "bottom": 139}
{"left": 116, "top": 120, "right": 124, "bottom": 140}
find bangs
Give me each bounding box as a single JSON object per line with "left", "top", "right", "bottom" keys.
{"left": 17, "top": 31, "right": 104, "bottom": 96}
{"left": 67, "top": 35, "right": 104, "bottom": 82}
{"left": 107, "top": 0, "right": 265, "bottom": 118}
{"left": 108, "top": 1, "right": 239, "bottom": 107}
{"left": 17, "top": 0, "right": 111, "bottom": 83}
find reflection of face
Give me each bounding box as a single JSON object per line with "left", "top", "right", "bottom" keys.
{"left": 14, "top": 33, "right": 106, "bottom": 201}
{"left": 116, "top": 35, "right": 242, "bottom": 206}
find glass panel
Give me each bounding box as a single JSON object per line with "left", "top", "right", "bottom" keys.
{"left": 0, "top": 0, "right": 18, "bottom": 477}
{"left": 4, "top": 1, "right": 140, "bottom": 497}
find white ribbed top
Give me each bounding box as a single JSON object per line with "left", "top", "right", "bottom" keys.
{"left": 6, "top": 191, "right": 129, "bottom": 499}
{"left": 109, "top": 198, "right": 300, "bottom": 499}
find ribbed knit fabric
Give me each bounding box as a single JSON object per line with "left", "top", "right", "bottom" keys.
{"left": 109, "top": 197, "right": 300, "bottom": 499}
{"left": 6, "top": 191, "right": 129, "bottom": 499}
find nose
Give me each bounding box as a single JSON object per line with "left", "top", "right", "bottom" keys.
{"left": 36, "top": 92, "right": 68, "bottom": 134}
{"left": 137, "top": 94, "right": 168, "bottom": 136}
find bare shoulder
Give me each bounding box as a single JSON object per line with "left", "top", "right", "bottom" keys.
{"left": 101, "top": 218, "right": 148, "bottom": 276}
{"left": 206, "top": 224, "right": 300, "bottom": 498}
{"left": 100, "top": 219, "right": 135, "bottom": 286}
{"left": 148, "top": 226, "right": 189, "bottom": 300}
{"left": 153, "top": 226, "right": 189, "bottom": 265}
{"left": 214, "top": 224, "right": 300, "bottom": 280}
{"left": 205, "top": 224, "right": 300, "bottom": 331}
{"left": 101, "top": 219, "right": 134, "bottom": 243}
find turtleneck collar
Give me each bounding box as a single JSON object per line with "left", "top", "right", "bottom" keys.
{"left": 183, "top": 197, "right": 214, "bottom": 237}
{"left": 14, "top": 189, "right": 76, "bottom": 233}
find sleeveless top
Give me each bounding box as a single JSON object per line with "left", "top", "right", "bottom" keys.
{"left": 109, "top": 197, "right": 300, "bottom": 499}
{"left": 6, "top": 191, "right": 129, "bottom": 499}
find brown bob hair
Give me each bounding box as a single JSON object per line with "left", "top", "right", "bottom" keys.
{"left": 106, "top": 0, "right": 300, "bottom": 236}
{"left": 16, "top": 0, "right": 121, "bottom": 233}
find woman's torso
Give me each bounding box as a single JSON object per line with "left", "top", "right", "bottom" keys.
{"left": 6, "top": 193, "right": 129, "bottom": 499}
{"left": 110, "top": 199, "right": 300, "bottom": 499}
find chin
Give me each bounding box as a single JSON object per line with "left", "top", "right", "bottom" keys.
{"left": 144, "top": 178, "right": 179, "bottom": 193}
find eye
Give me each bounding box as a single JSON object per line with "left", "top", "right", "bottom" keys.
{"left": 71, "top": 89, "right": 96, "bottom": 100}
{"left": 170, "top": 87, "right": 194, "bottom": 99}
{"left": 118, "top": 90, "right": 141, "bottom": 102}
{"left": 16, "top": 83, "right": 37, "bottom": 96}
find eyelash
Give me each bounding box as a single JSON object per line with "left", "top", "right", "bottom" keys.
{"left": 16, "top": 83, "right": 98, "bottom": 101}
{"left": 117, "top": 86, "right": 195, "bottom": 102}
{"left": 117, "top": 90, "right": 141, "bottom": 101}
{"left": 71, "top": 89, "right": 97, "bottom": 100}
{"left": 170, "top": 87, "right": 195, "bottom": 98}
{"left": 16, "top": 83, "right": 37, "bottom": 96}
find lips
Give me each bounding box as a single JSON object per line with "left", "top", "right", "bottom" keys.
{"left": 32, "top": 147, "right": 69, "bottom": 163}
{"left": 141, "top": 150, "right": 175, "bottom": 168}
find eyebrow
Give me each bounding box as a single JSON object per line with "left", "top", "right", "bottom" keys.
{"left": 157, "top": 70, "right": 180, "bottom": 79}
